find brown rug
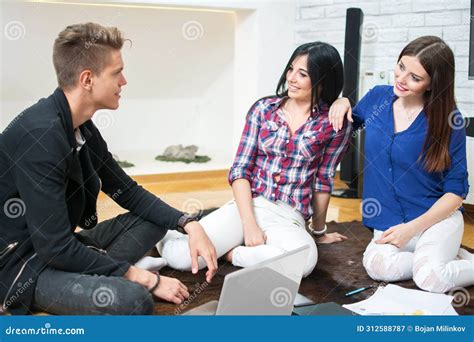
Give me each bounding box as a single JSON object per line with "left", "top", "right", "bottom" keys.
{"left": 156, "top": 220, "right": 474, "bottom": 315}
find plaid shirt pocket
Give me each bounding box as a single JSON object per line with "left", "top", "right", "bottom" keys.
{"left": 259, "top": 120, "right": 281, "bottom": 153}
{"left": 297, "top": 131, "right": 324, "bottom": 159}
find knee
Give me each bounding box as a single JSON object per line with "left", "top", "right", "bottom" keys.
{"left": 164, "top": 252, "right": 194, "bottom": 271}
{"left": 116, "top": 284, "right": 154, "bottom": 315}
{"left": 157, "top": 234, "right": 196, "bottom": 272}
{"left": 276, "top": 238, "right": 317, "bottom": 278}
{"left": 413, "top": 260, "right": 453, "bottom": 293}
{"left": 94, "top": 282, "right": 154, "bottom": 315}
{"left": 362, "top": 249, "right": 375, "bottom": 275}
{"left": 363, "top": 250, "right": 401, "bottom": 282}
{"left": 161, "top": 250, "right": 207, "bottom": 272}
{"left": 257, "top": 247, "right": 286, "bottom": 262}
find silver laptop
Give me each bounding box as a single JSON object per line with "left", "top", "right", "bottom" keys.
{"left": 182, "top": 245, "right": 310, "bottom": 315}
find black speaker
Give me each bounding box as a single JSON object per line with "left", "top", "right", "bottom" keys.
{"left": 469, "top": 0, "right": 474, "bottom": 79}
{"left": 466, "top": 117, "right": 474, "bottom": 137}
{"left": 332, "top": 8, "right": 364, "bottom": 199}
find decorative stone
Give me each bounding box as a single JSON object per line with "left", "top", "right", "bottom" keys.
{"left": 112, "top": 154, "right": 135, "bottom": 168}
{"left": 156, "top": 145, "right": 210, "bottom": 164}
{"left": 163, "top": 144, "right": 198, "bottom": 160}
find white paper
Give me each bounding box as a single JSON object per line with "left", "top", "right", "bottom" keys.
{"left": 343, "top": 284, "right": 458, "bottom": 316}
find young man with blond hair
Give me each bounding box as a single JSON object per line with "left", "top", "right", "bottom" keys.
{"left": 0, "top": 22, "right": 217, "bottom": 315}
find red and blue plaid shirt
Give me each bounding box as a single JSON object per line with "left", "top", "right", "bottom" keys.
{"left": 228, "top": 96, "right": 351, "bottom": 219}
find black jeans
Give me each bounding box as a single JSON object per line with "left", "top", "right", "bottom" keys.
{"left": 33, "top": 213, "right": 167, "bottom": 315}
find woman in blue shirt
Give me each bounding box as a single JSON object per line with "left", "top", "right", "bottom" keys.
{"left": 328, "top": 36, "right": 473, "bottom": 293}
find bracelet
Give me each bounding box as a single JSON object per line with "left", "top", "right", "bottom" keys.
{"left": 148, "top": 272, "right": 160, "bottom": 293}
{"left": 308, "top": 223, "right": 327, "bottom": 236}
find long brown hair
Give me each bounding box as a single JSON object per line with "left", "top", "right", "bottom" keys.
{"left": 398, "top": 36, "right": 456, "bottom": 173}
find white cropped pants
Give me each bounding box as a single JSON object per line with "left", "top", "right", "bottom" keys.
{"left": 157, "top": 196, "right": 317, "bottom": 277}
{"left": 363, "top": 211, "right": 474, "bottom": 293}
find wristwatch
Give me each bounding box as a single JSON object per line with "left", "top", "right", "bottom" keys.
{"left": 176, "top": 213, "right": 198, "bottom": 234}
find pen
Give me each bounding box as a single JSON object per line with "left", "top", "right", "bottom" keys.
{"left": 345, "top": 285, "right": 374, "bottom": 297}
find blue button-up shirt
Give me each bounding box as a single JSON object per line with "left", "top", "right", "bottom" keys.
{"left": 353, "top": 85, "right": 469, "bottom": 231}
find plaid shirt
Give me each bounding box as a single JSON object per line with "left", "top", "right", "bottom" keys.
{"left": 228, "top": 96, "right": 351, "bottom": 219}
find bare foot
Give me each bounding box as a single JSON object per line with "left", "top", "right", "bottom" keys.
{"left": 224, "top": 248, "right": 234, "bottom": 263}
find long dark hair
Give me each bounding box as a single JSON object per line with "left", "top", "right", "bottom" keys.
{"left": 398, "top": 36, "right": 457, "bottom": 173}
{"left": 276, "top": 42, "right": 344, "bottom": 110}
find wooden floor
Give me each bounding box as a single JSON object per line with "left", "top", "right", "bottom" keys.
{"left": 97, "top": 170, "right": 474, "bottom": 248}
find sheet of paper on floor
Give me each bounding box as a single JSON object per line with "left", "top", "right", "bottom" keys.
{"left": 343, "top": 284, "right": 458, "bottom": 315}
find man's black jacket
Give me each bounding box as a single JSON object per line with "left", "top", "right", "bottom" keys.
{"left": 0, "top": 88, "right": 182, "bottom": 314}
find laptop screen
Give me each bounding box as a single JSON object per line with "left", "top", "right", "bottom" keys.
{"left": 217, "top": 245, "right": 310, "bottom": 315}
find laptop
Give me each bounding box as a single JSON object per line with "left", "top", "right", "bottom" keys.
{"left": 182, "top": 245, "right": 309, "bottom": 315}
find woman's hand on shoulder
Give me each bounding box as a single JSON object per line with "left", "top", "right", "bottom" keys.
{"left": 328, "top": 97, "right": 353, "bottom": 132}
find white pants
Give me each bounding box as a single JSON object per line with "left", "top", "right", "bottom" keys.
{"left": 363, "top": 211, "right": 474, "bottom": 293}
{"left": 157, "top": 196, "right": 318, "bottom": 277}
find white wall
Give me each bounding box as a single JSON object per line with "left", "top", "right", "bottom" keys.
{"left": 295, "top": 0, "right": 473, "bottom": 115}
{"left": 0, "top": 0, "right": 296, "bottom": 174}
{"left": 137, "top": 0, "right": 297, "bottom": 151}
{"left": 1, "top": 1, "right": 236, "bottom": 169}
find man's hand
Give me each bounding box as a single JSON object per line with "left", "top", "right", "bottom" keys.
{"left": 375, "top": 223, "right": 418, "bottom": 248}
{"left": 123, "top": 266, "right": 189, "bottom": 304}
{"left": 185, "top": 221, "right": 218, "bottom": 283}
{"left": 243, "top": 224, "right": 266, "bottom": 247}
{"left": 152, "top": 276, "right": 189, "bottom": 305}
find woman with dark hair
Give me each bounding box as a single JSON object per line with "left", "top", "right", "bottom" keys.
{"left": 158, "top": 42, "right": 351, "bottom": 277}
{"left": 329, "top": 36, "right": 473, "bottom": 292}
